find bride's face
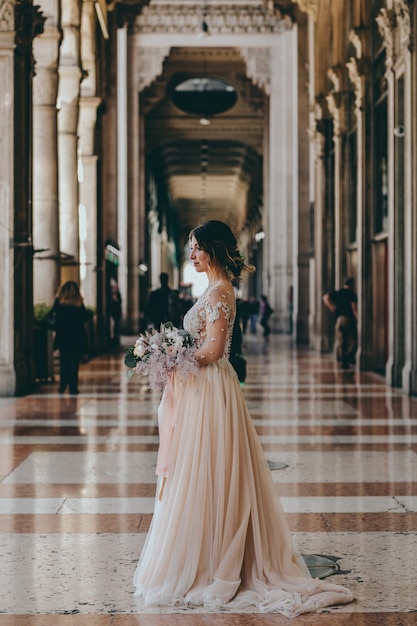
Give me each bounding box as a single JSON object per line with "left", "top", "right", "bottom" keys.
{"left": 189, "top": 236, "right": 210, "bottom": 273}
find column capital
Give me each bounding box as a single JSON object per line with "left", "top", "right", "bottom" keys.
{"left": 308, "top": 103, "right": 326, "bottom": 159}
{"left": 376, "top": 8, "right": 396, "bottom": 69}
{"left": 346, "top": 56, "right": 367, "bottom": 112}
{"left": 326, "top": 66, "right": 349, "bottom": 137}
{"left": 295, "top": 0, "right": 318, "bottom": 21}
{"left": 394, "top": 0, "right": 413, "bottom": 54}
{"left": 376, "top": 1, "right": 413, "bottom": 70}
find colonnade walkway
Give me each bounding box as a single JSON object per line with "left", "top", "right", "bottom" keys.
{"left": 0, "top": 332, "right": 416, "bottom": 625}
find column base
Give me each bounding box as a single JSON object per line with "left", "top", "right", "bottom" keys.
{"left": 0, "top": 364, "right": 16, "bottom": 396}
{"left": 402, "top": 362, "right": 417, "bottom": 396}
{"left": 386, "top": 357, "right": 403, "bottom": 388}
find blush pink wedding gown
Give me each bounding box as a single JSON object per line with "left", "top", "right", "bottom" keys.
{"left": 133, "top": 284, "right": 354, "bottom": 617}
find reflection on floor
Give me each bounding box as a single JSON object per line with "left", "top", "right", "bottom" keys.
{"left": 1, "top": 333, "right": 416, "bottom": 625}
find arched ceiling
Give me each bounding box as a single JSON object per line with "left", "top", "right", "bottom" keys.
{"left": 141, "top": 46, "right": 267, "bottom": 237}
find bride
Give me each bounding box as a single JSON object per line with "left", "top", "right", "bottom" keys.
{"left": 133, "top": 220, "right": 354, "bottom": 617}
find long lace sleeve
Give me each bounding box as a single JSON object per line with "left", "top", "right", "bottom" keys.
{"left": 193, "top": 284, "right": 235, "bottom": 365}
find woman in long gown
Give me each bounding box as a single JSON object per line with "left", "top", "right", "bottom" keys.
{"left": 133, "top": 221, "right": 354, "bottom": 617}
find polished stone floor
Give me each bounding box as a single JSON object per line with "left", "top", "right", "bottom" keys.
{"left": 1, "top": 333, "right": 416, "bottom": 625}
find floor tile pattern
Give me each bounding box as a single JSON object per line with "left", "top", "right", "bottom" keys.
{"left": 1, "top": 334, "right": 416, "bottom": 625}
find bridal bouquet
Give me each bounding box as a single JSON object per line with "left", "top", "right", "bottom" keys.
{"left": 124, "top": 322, "right": 199, "bottom": 388}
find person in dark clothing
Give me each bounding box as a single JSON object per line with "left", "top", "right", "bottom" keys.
{"left": 323, "top": 277, "right": 358, "bottom": 369}
{"left": 145, "top": 272, "right": 178, "bottom": 329}
{"left": 248, "top": 296, "right": 260, "bottom": 334}
{"left": 109, "top": 277, "right": 122, "bottom": 347}
{"left": 48, "top": 281, "right": 91, "bottom": 394}
{"left": 259, "top": 294, "right": 273, "bottom": 338}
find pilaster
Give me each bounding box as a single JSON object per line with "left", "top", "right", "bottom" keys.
{"left": 377, "top": 1, "right": 416, "bottom": 390}
{"left": 264, "top": 30, "right": 298, "bottom": 333}
{"left": 32, "top": 14, "right": 61, "bottom": 305}
{"left": 346, "top": 29, "right": 373, "bottom": 371}
{"left": 78, "top": 96, "right": 100, "bottom": 308}
{"left": 14, "top": 0, "right": 45, "bottom": 394}
{"left": 0, "top": 0, "right": 15, "bottom": 395}
{"left": 326, "top": 65, "right": 347, "bottom": 289}
{"left": 308, "top": 102, "right": 331, "bottom": 353}
{"left": 57, "top": 0, "right": 82, "bottom": 285}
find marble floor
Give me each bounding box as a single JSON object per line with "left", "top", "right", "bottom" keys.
{"left": 1, "top": 334, "right": 416, "bottom": 625}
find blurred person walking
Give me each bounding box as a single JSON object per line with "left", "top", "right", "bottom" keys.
{"left": 47, "top": 281, "right": 92, "bottom": 394}
{"left": 323, "top": 277, "right": 358, "bottom": 369}
{"left": 259, "top": 294, "right": 273, "bottom": 338}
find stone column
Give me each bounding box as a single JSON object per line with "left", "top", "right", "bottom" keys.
{"left": 0, "top": 1, "right": 16, "bottom": 395}
{"left": 326, "top": 67, "right": 346, "bottom": 289}
{"left": 387, "top": 2, "right": 415, "bottom": 394}
{"left": 409, "top": 0, "right": 417, "bottom": 394}
{"left": 346, "top": 32, "right": 373, "bottom": 371}
{"left": 125, "top": 29, "right": 141, "bottom": 334}
{"left": 377, "top": 4, "right": 415, "bottom": 390}
{"left": 295, "top": 12, "right": 311, "bottom": 343}
{"left": 308, "top": 106, "right": 327, "bottom": 352}
{"left": 32, "top": 4, "right": 61, "bottom": 305}
{"left": 78, "top": 0, "right": 100, "bottom": 307}
{"left": 266, "top": 31, "right": 298, "bottom": 333}
{"left": 117, "top": 24, "right": 129, "bottom": 327}
{"left": 78, "top": 97, "right": 100, "bottom": 307}
{"left": 14, "top": 1, "right": 45, "bottom": 394}
{"left": 57, "top": 0, "right": 82, "bottom": 285}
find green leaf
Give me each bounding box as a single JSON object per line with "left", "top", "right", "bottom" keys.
{"left": 126, "top": 369, "right": 134, "bottom": 378}
{"left": 124, "top": 353, "right": 137, "bottom": 368}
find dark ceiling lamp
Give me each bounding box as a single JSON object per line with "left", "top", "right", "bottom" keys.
{"left": 198, "top": 0, "right": 210, "bottom": 38}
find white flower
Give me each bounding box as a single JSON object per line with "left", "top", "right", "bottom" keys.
{"left": 133, "top": 339, "right": 147, "bottom": 358}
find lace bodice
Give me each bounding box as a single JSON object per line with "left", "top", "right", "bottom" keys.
{"left": 183, "top": 283, "right": 235, "bottom": 362}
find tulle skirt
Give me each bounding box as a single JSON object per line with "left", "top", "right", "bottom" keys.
{"left": 133, "top": 359, "right": 354, "bottom": 617}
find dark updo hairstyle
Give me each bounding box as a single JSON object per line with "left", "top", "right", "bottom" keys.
{"left": 190, "top": 220, "right": 255, "bottom": 278}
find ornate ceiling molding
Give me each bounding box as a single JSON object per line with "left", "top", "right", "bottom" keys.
{"left": 239, "top": 47, "right": 271, "bottom": 96}
{"left": 134, "top": 3, "right": 292, "bottom": 35}
{"left": 0, "top": 0, "right": 14, "bottom": 31}
{"left": 137, "top": 46, "right": 170, "bottom": 92}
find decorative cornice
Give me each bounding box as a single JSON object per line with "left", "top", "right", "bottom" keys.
{"left": 137, "top": 46, "right": 170, "bottom": 92}
{"left": 0, "top": 0, "right": 14, "bottom": 31}
{"left": 296, "top": 0, "right": 318, "bottom": 21}
{"left": 135, "top": 3, "right": 292, "bottom": 35}
{"left": 240, "top": 47, "right": 271, "bottom": 96}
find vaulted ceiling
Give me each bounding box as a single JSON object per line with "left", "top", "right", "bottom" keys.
{"left": 140, "top": 46, "right": 267, "bottom": 238}
{"left": 112, "top": 0, "right": 296, "bottom": 240}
